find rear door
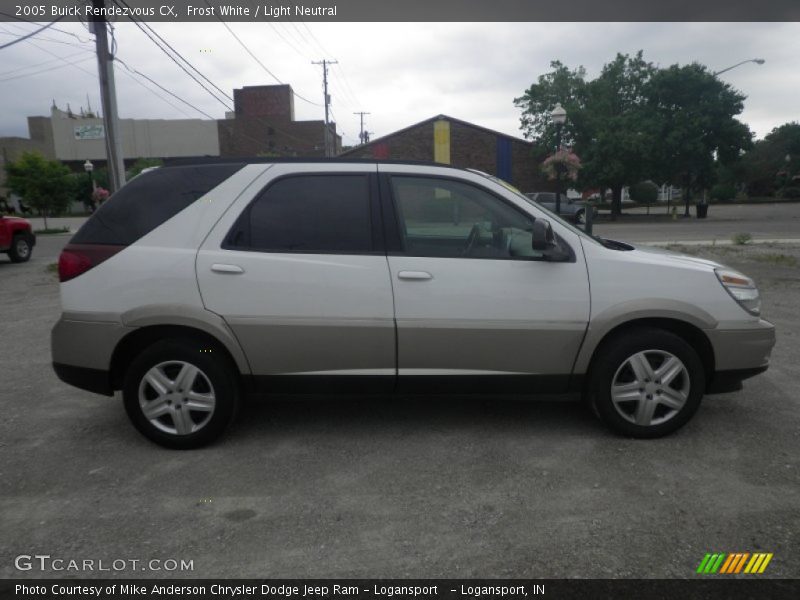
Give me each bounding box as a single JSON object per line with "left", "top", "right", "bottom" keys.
{"left": 379, "top": 166, "right": 590, "bottom": 393}
{"left": 196, "top": 163, "right": 395, "bottom": 392}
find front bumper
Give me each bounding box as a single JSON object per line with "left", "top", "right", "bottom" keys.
{"left": 705, "top": 319, "right": 775, "bottom": 393}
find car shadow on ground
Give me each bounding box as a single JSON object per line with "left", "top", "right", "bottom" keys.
{"left": 232, "top": 394, "right": 600, "bottom": 440}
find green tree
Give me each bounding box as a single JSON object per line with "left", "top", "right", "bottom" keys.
{"left": 646, "top": 63, "right": 752, "bottom": 216}
{"left": 126, "top": 157, "right": 163, "bottom": 179}
{"left": 515, "top": 52, "right": 658, "bottom": 218}
{"left": 577, "top": 52, "right": 657, "bottom": 217}
{"left": 739, "top": 122, "right": 800, "bottom": 195}
{"left": 514, "top": 60, "right": 587, "bottom": 152}
{"left": 629, "top": 180, "right": 659, "bottom": 214}
{"left": 5, "top": 152, "right": 74, "bottom": 229}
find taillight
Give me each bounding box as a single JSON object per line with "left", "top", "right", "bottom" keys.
{"left": 58, "top": 244, "right": 124, "bottom": 282}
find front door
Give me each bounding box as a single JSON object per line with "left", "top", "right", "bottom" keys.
{"left": 382, "top": 171, "right": 590, "bottom": 392}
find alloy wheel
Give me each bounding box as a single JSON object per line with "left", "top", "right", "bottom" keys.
{"left": 610, "top": 350, "right": 690, "bottom": 427}
{"left": 138, "top": 360, "right": 216, "bottom": 435}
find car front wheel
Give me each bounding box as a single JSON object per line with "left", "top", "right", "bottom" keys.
{"left": 122, "top": 339, "right": 239, "bottom": 448}
{"left": 589, "top": 328, "right": 705, "bottom": 438}
{"left": 8, "top": 235, "right": 32, "bottom": 262}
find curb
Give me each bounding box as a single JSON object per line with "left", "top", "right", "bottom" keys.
{"left": 633, "top": 238, "right": 800, "bottom": 247}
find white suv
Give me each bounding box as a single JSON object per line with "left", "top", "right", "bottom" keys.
{"left": 51, "top": 160, "right": 775, "bottom": 448}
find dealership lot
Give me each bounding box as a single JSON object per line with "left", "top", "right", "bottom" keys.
{"left": 1, "top": 215, "right": 799, "bottom": 578}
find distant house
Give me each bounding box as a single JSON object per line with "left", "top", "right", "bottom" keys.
{"left": 339, "top": 114, "right": 548, "bottom": 192}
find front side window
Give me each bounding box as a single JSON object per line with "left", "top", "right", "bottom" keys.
{"left": 226, "top": 174, "right": 372, "bottom": 253}
{"left": 391, "top": 176, "right": 540, "bottom": 259}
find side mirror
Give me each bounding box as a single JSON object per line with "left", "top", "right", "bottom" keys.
{"left": 531, "top": 219, "right": 570, "bottom": 261}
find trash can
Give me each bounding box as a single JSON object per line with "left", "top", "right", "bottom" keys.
{"left": 696, "top": 203, "right": 709, "bottom": 219}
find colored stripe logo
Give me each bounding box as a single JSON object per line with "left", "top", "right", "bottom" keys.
{"left": 697, "top": 552, "right": 773, "bottom": 574}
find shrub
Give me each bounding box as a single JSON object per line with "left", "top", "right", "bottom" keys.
{"left": 710, "top": 183, "right": 736, "bottom": 203}
{"left": 732, "top": 232, "right": 753, "bottom": 245}
{"left": 779, "top": 186, "right": 800, "bottom": 199}
{"left": 629, "top": 181, "right": 659, "bottom": 204}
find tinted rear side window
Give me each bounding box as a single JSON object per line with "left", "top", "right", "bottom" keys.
{"left": 71, "top": 164, "right": 244, "bottom": 245}
{"left": 225, "top": 175, "right": 372, "bottom": 253}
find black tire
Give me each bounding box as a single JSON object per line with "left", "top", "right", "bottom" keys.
{"left": 122, "top": 338, "right": 239, "bottom": 449}
{"left": 588, "top": 327, "right": 705, "bottom": 438}
{"left": 8, "top": 234, "right": 32, "bottom": 263}
{"left": 573, "top": 209, "right": 585, "bottom": 225}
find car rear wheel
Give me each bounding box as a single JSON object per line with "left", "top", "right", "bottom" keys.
{"left": 122, "top": 339, "right": 239, "bottom": 448}
{"left": 588, "top": 328, "right": 705, "bottom": 438}
{"left": 573, "top": 209, "right": 585, "bottom": 225}
{"left": 8, "top": 235, "right": 32, "bottom": 262}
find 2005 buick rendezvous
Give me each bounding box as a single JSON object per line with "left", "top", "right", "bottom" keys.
{"left": 51, "top": 160, "right": 775, "bottom": 448}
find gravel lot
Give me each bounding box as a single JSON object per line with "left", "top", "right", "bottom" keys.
{"left": 1, "top": 235, "right": 798, "bottom": 579}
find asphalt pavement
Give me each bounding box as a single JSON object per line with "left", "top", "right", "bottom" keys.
{"left": 1, "top": 206, "right": 798, "bottom": 579}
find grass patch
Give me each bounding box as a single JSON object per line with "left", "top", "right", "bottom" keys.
{"left": 46, "top": 263, "right": 58, "bottom": 273}
{"left": 752, "top": 253, "right": 798, "bottom": 267}
{"left": 732, "top": 232, "right": 753, "bottom": 245}
{"left": 34, "top": 227, "right": 70, "bottom": 235}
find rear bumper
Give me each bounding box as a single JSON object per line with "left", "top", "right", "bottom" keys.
{"left": 52, "top": 362, "right": 113, "bottom": 396}
{"left": 51, "top": 314, "right": 129, "bottom": 396}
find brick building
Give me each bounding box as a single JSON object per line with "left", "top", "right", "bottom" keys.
{"left": 339, "top": 115, "right": 548, "bottom": 192}
{"left": 218, "top": 84, "right": 340, "bottom": 157}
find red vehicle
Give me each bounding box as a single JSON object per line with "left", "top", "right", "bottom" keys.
{"left": 0, "top": 214, "right": 36, "bottom": 262}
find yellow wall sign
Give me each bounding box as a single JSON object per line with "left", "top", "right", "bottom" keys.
{"left": 433, "top": 120, "right": 450, "bottom": 165}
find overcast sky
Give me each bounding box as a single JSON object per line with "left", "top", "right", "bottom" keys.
{"left": 0, "top": 21, "right": 797, "bottom": 146}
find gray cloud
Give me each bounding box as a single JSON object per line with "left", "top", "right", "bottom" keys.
{"left": 0, "top": 22, "right": 796, "bottom": 146}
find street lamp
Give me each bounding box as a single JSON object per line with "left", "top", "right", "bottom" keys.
{"left": 83, "top": 159, "right": 96, "bottom": 191}
{"left": 551, "top": 103, "right": 567, "bottom": 216}
{"left": 83, "top": 160, "right": 96, "bottom": 213}
{"left": 713, "top": 58, "right": 765, "bottom": 77}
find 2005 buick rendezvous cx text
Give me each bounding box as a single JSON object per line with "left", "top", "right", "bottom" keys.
{"left": 51, "top": 160, "right": 775, "bottom": 448}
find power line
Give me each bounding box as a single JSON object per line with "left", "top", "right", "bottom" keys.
{"left": 114, "top": 0, "right": 232, "bottom": 110}
{"left": 0, "top": 16, "right": 64, "bottom": 50}
{"left": 210, "top": 1, "right": 321, "bottom": 107}
{"left": 115, "top": 57, "right": 213, "bottom": 119}
{"left": 0, "top": 54, "right": 94, "bottom": 82}
{"left": 0, "top": 11, "right": 92, "bottom": 43}
{"left": 0, "top": 47, "right": 89, "bottom": 78}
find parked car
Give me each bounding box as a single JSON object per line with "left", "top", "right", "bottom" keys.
{"left": 52, "top": 160, "right": 775, "bottom": 448}
{"left": 525, "top": 191, "right": 596, "bottom": 224}
{"left": 0, "top": 214, "right": 36, "bottom": 262}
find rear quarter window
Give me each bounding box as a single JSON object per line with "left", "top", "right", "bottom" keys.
{"left": 71, "top": 164, "right": 244, "bottom": 245}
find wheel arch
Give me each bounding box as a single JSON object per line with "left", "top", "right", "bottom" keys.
{"left": 109, "top": 324, "right": 247, "bottom": 392}
{"left": 581, "top": 317, "right": 715, "bottom": 394}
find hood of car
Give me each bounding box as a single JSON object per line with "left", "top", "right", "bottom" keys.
{"left": 1, "top": 216, "right": 29, "bottom": 225}
{"left": 629, "top": 243, "right": 724, "bottom": 270}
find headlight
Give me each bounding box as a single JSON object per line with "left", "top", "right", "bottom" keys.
{"left": 715, "top": 268, "right": 760, "bottom": 315}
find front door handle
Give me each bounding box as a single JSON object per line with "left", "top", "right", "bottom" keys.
{"left": 398, "top": 270, "right": 433, "bottom": 281}
{"left": 211, "top": 263, "right": 244, "bottom": 274}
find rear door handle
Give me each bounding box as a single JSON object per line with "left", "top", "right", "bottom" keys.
{"left": 211, "top": 263, "right": 244, "bottom": 274}
{"left": 398, "top": 270, "right": 433, "bottom": 281}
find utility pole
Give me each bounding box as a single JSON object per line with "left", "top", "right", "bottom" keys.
{"left": 90, "top": 0, "right": 125, "bottom": 192}
{"left": 353, "top": 111, "right": 370, "bottom": 145}
{"left": 312, "top": 59, "right": 337, "bottom": 157}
